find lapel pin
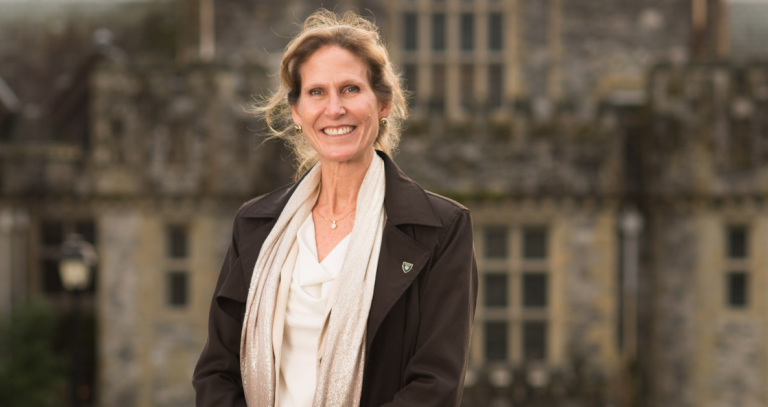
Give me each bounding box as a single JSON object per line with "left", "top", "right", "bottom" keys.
{"left": 402, "top": 262, "right": 413, "bottom": 273}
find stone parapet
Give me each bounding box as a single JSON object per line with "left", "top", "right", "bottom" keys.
{"left": 647, "top": 62, "right": 768, "bottom": 196}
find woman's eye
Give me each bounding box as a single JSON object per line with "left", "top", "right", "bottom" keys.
{"left": 309, "top": 89, "right": 322, "bottom": 96}
{"left": 345, "top": 86, "right": 359, "bottom": 94}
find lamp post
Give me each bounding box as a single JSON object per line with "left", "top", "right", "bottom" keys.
{"left": 620, "top": 207, "right": 643, "bottom": 407}
{"left": 59, "top": 233, "right": 97, "bottom": 407}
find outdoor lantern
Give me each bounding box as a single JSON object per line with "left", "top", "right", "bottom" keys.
{"left": 59, "top": 232, "right": 98, "bottom": 407}
{"left": 59, "top": 258, "right": 89, "bottom": 291}
{"left": 59, "top": 233, "right": 97, "bottom": 291}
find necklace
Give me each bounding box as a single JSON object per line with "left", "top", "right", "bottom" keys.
{"left": 315, "top": 207, "right": 356, "bottom": 230}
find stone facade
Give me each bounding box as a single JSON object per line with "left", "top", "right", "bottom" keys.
{"left": 645, "top": 62, "right": 768, "bottom": 407}
{"left": 2, "top": 0, "right": 768, "bottom": 406}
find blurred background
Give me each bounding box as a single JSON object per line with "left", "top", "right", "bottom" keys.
{"left": 0, "top": 0, "right": 767, "bottom": 406}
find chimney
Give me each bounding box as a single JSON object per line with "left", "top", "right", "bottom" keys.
{"left": 177, "top": 0, "right": 215, "bottom": 63}
{"left": 691, "top": 0, "right": 730, "bottom": 60}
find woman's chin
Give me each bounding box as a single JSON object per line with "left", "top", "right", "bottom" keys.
{"left": 317, "top": 146, "right": 373, "bottom": 165}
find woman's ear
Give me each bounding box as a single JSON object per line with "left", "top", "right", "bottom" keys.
{"left": 291, "top": 104, "right": 302, "bottom": 128}
{"left": 378, "top": 100, "right": 392, "bottom": 120}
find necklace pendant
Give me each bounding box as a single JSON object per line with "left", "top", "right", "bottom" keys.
{"left": 331, "top": 221, "right": 337, "bottom": 230}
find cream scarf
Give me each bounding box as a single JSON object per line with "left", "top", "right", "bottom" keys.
{"left": 241, "top": 153, "right": 386, "bottom": 407}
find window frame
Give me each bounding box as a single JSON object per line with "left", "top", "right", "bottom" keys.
{"left": 460, "top": 13, "right": 475, "bottom": 51}
{"left": 479, "top": 224, "right": 551, "bottom": 365}
{"left": 488, "top": 12, "right": 503, "bottom": 51}
{"left": 724, "top": 223, "right": 750, "bottom": 311}
{"left": 403, "top": 12, "right": 418, "bottom": 51}
{"left": 726, "top": 271, "right": 748, "bottom": 308}
{"left": 431, "top": 13, "right": 446, "bottom": 51}
{"left": 167, "top": 271, "right": 190, "bottom": 307}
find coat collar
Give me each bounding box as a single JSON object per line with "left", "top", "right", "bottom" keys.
{"left": 238, "top": 150, "right": 442, "bottom": 228}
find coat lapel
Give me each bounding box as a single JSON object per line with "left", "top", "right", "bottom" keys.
{"left": 214, "top": 219, "right": 276, "bottom": 305}
{"left": 366, "top": 152, "right": 443, "bottom": 352}
{"left": 238, "top": 218, "right": 277, "bottom": 294}
{"left": 365, "top": 221, "right": 431, "bottom": 352}
{"left": 236, "top": 181, "right": 300, "bottom": 291}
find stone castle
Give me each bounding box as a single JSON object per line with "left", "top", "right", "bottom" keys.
{"left": 1, "top": 0, "right": 767, "bottom": 406}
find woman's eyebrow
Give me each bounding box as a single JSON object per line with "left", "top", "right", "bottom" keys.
{"left": 303, "top": 78, "right": 364, "bottom": 89}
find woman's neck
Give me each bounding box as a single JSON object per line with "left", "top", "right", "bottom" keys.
{"left": 316, "top": 149, "right": 375, "bottom": 216}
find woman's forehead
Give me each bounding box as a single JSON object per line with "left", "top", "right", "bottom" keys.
{"left": 299, "top": 46, "right": 369, "bottom": 86}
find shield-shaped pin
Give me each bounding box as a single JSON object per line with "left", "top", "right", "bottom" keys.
{"left": 402, "top": 262, "right": 414, "bottom": 273}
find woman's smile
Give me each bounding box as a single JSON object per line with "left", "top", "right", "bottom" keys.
{"left": 321, "top": 125, "right": 357, "bottom": 136}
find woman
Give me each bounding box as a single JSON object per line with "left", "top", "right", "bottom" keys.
{"left": 193, "top": 9, "right": 477, "bottom": 407}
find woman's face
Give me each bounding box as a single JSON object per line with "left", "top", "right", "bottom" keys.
{"left": 291, "top": 46, "right": 391, "bottom": 165}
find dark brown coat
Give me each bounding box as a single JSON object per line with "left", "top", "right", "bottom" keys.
{"left": 193, "top": 152, "right": 478, "bottom": 406}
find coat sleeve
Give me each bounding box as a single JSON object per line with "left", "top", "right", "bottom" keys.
{"left": 384, "top": 209, "right": 479, "bottom": 407}
{"left": 192, "top": 219, "right": 248, "bottom": 407}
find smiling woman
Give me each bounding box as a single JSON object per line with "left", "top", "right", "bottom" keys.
{"left": 291, "top": 45, "right": 390, "bottom": 169}
{"left": 193, "top": 9, "right": 477, "bottom": 407}
{"left": 252, "top": 10, "right": 407, "bottom": 179}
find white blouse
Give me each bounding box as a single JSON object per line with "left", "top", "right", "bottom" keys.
{"left": 277, "top": 213, "right": 350, "bottom": 407}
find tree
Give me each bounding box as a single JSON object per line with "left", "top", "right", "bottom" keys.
{"left": 0, "top": 297, "right": 67, "bottom": 407}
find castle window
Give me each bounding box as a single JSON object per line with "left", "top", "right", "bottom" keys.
{"left": 724, "top": 224, "right": 749, "bottom": 309}
{"left": 41, "top": 221, "right": 64, "bottom": 247}
{"left": 485, "top": 321, "right": 508, "bottom": 362}
{"left": 727, "top": 225, "right": 747, "bottom": 259}
{"left": 460, "top": 13, "right": 474, "bottom": 51}
{"left": 42, "top": 259, "right": 64, "bottom": 293}
{"left": 727, "top": 272, "right": 748, "bottom": 307}
{"left": 523, "top": 321, "right": 547, "bottom": 361}
{"left": 485, "top": 227, "right": 508, "bottom": 259}
{"left": 484, "top": 273, "right": 508, "bottom": 307}
{"left": 76, "top": 221, "right": 96, "bottom": 245}
{"left": 480, "top": 223, "right": 551, "bottom": 364}
{"left": 489, "top": 13, "right": 503, "bottom": 50}
{"left": 523, "top": 273, "right": 547, "bottom": 308}
{"left": 403, "top": 13, "right": 418, "bottom": 51}
{"left": 523, "top": 226, "right": 548, "bottom": 259}
{"left": 167, "top": 225, "right": 188, "bottom": 259}
{"left": 168, "top": 271, "right": 189, "bottom": 307}
{"left": 432, "top": 13, "right": 446, "bottom": 51}
{"left": 395, "top": 2, "right": 507, "bottom": 116}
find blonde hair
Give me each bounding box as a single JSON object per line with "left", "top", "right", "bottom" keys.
{"left": 250, "top": 9, "right": 408, "bottom": 179}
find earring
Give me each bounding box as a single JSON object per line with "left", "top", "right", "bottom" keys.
{"left": 294, "top": 124, "right": 302, "bottom": 134}
{"left": 380, "top": 118, "right": 388, "bottom": 126}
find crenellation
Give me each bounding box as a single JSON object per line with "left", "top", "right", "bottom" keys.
{"left": 83, "top": 61, "right": 288, "bottom": 198}
{"left": 646, "top": 63, "right": 768, "bottom": 196}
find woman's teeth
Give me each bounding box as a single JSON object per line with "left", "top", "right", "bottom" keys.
{"left": 323, "top": 126, "right": 355, "bottom": 135}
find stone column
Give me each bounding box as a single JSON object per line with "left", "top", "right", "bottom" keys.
{"left": 98, "top": 209, "right": 141, "bottom": 407}
{"left": 199, "top": 0, "right": 215, "bottom": 61}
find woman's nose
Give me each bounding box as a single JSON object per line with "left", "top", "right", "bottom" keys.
{"left": 324, "top": 92, "right": 346, "bottom": 118}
